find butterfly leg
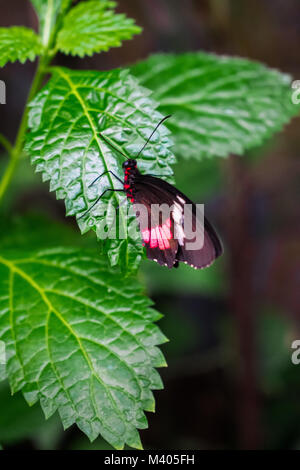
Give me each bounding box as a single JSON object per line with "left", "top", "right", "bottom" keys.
{"left": 79, "top": 188, "right": 125, "bottom": 219}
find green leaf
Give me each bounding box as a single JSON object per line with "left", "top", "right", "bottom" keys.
{"left": 132, "top": 52, "right": 300, "bottom": 160}
{"left": 57, "top": 0, "right": 141, "bottom": 57}
{"left": 26, "top": 67, "right": 175, "bottom": 271}
{"left": 0, "top": 27, "right": 43, "bottom": 67}
{"left": 30, "top": 0, "right": 72, "bottom": 46}
{"left": 0, "top": 247, "right": 167, "bottom": 449}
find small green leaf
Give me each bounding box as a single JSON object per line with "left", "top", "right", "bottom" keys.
{"left": 57, "top": 0, "right": 141, "bottom": 57}
{"left": 0, "top": 27, "right": 43, "bottom": 67}
{"left": 132, "top": 52, "right": 300, "bottom": 160}
{"left": 0, "top": 247, "right": 167, "bottom": 449}
{"left": 26, "top": 67, "right": 175, "bottom": 270}
{"left": 30, "top": 0, "right": 72, "bottom": 46}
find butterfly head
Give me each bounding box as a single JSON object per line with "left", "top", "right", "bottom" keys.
{"left": 122, "top": 159, "right": 137, "bottom": 170}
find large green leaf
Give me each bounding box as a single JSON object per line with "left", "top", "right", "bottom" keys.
{"left": 132, "top": 52, "right": 300, "bottom": 160}
{"left": 30, "top": 0, "right": 72, "bottom": 46}
{"left": 26, "top": 67, "right": 175, "bottom": 271}
{"left": 0, "top": 246, "right": 167, "bottom": 449}
{"left": 0, "top": 27, "right": 43, "bottom": 67}
{"left": 57, "top": 0, "right": 141, "bottom": 57}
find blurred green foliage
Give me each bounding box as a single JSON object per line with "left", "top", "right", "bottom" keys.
{"left": 0, "top": 381, "right": 62, "bottom": 449}
{"left": 0, "top": 0, "right": 299, "bottom": 452}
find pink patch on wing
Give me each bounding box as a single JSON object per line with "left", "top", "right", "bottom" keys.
{"left": 150, "top": 228, "right": 158, "bottom": 248}
{"left": 161, "top": 222, "right": 172, "bottom": 241}
{"left": 142, "top": 228, "right": 150, "bottom": 243}
{"left": 142, "top": 219, "right": 173, "bottom": 250}
{"left": 164, "top": 239, "right": 170, "bottom": 249}
{"left": 158, "top": 225, "right": 170, "bottom": 249}
{"left": 156, "top": 226, "right": 165, "bottom": 250}
{"left": 162, "top": 230, "right": 170, "bottom": 249}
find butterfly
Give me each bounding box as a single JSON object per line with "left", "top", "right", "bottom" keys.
{"left": 80, "top": 116, "right": 223, "bottom": 269}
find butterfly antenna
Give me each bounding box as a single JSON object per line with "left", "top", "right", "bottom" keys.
{"left": 99, "top": 133, "right": 128, "bottom": 160}
{"left": 136, "top": 114, "right": 172, "bottom": 158}
{"left": 88, "top": 175, "right": 101, "bottom": 188}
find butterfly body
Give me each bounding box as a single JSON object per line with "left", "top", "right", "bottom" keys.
{"left": 122, "top": 159, "right": 223, "bottom": 270}
{"left": 122, "top": 159, "right": 139, "bottom": 203}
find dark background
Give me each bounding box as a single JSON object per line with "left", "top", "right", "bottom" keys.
{"left": 0, "top": 0, "right": 299, "bottom": 450}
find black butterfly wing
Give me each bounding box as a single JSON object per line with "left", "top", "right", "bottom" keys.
{"left": 175, "top": 212, "right": 222, "bottom": 269}
{"left": 133, "top": 174, "right": 223, "bottom": 269}
{"left": 133, "top": 179, "right": 179, "bottom": 268}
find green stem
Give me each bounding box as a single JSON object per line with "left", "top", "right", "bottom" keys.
{"left": 14, "top": 57, "right": 48, "bottom": 156}
{"left": 0, "top": 0, "right": 72, "bottom": 205}
{"left": 0, "top": 54, "right": 51, "bottom": 203}
{"left": 0, "top": 154, "right": 17, "bottom": 202}
{"left": 0, "top": 133, "right": 13, "bottom": 156}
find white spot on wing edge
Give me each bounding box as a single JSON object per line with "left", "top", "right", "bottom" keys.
{"left": 172, "top": 202, "right": 183, "bottom": 223}
{"left": 177, "top": 195, "right": 185, "bottom": 204}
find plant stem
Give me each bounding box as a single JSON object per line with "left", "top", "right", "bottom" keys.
{"left": 0, "top": 55, "right": 50, "bottom": 204}
{"left": 0, "top": 133, "right": 13, "bottom": 156}
{"left": 0, "top": 0, "right": 74, "bottom": 205}
{"left": 226, "top": 155, "right": 261, "bottom": 449}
